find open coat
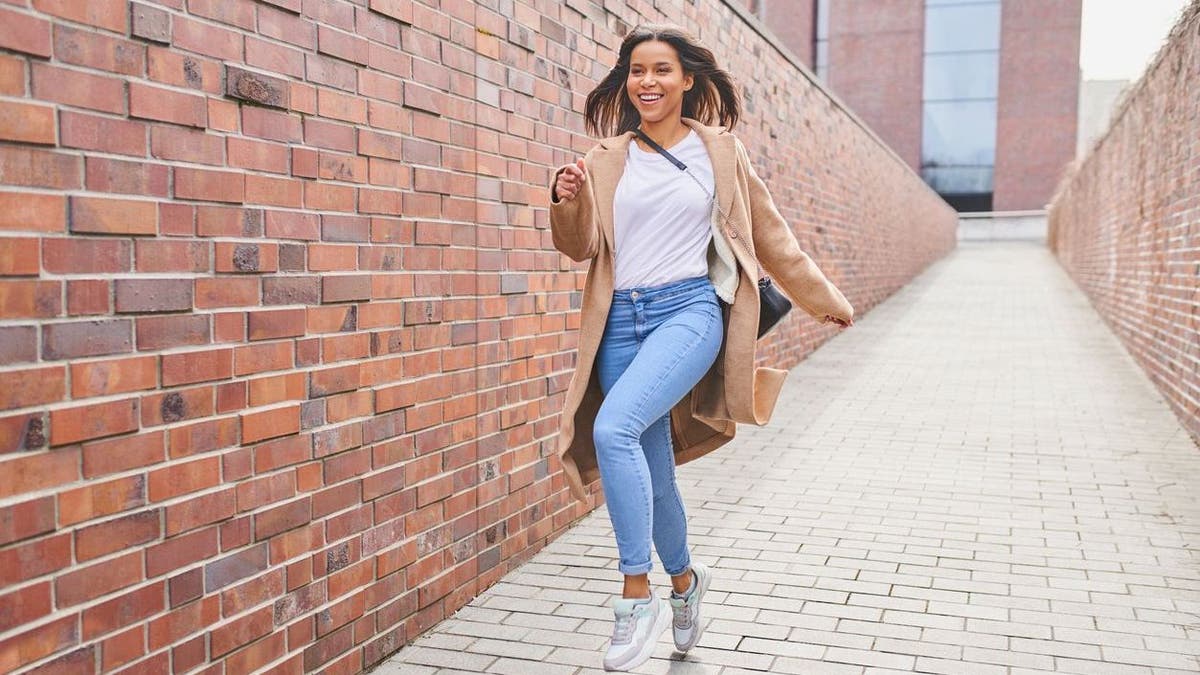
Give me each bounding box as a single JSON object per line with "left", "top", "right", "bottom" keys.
{"left": 548, "top": 118, "right": 854, "bottom": 504}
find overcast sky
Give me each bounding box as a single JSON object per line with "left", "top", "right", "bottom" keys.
{"left": 1079, "top": 0, "right": 1189, "bottom": 81}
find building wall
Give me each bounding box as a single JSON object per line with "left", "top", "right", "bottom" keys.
{"left": 759, "top": 0, "right": 816, "bottom": 70}
{"left": 825, "top": 0, "right": 924, "bottom": 172}
{"left": 1049, "top": 1, "right": 1200, "bottom": 442}
{"left": 994, "top": 0, "right": 1082, "bottom": 210}
{"left": 0, "top": 0, "right": 956, "bottom": 673}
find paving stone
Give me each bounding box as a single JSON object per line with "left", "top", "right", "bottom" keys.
{"left": 380, "top": 243, "right": 1200, "bottom": 675}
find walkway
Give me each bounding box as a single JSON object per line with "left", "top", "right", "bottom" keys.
{"left": 378, "top": 242, "right": 1200, "bottom": 674}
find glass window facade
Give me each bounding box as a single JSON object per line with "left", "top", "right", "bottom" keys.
{"left": 814, "top": 0, "right": 830, "bottom": 81}
{"left": 922, "top": 0, "right": 1001, "bottom": 211}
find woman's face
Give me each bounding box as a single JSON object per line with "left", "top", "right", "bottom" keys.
{"left": 626, "top": 40, "right": 694, "bottom": 126}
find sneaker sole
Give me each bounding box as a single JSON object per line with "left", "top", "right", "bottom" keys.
{"left": 673, "top": 564, "right": 711, "bottom": 652}
{"left": 604, "top": 598, "right": 670, "bottom": 671}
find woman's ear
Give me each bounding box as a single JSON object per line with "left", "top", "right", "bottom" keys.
{"left": 684, "top": 72, "right": 695, "bottom": 92}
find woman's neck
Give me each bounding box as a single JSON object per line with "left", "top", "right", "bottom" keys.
{"left": 637, "top": 117, "right": 688, "bottom": 149}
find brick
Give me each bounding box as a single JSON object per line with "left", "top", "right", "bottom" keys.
{"left": 0, "top": 582, "right": 52, "bottom": 634}
{"left": 239, "top": 405, "right": 299, "bottom": 447}
{"left": 233, "top": 341, "right": 293, "bottom": 376}
{"left": 60, "top": 111, "right": 147, "bottom": 157}
{"left": 75, "top": 510, "right": 160, "bottom": 561}
{"left": 254, "top": 498, "right": 311, "bottom": 540}
{"left": 86, "top": 156, "right": 170, "bottom": 197}
{"left": 0, "top": 238, "right": 39, "bottom": 276}
{"left": 324, "top": 276, "right": 369, "bottom": 302}
{"left": 0, "top": 532, "right": 70, "bottom": 587}
{"left": 1, "top": 279, "right": 61, "bottom": 319}
{"left": 82, "top": 431, "right": 164, "bottom": 478}
{"left": 145, "top": 528, "right": 217, "bottom": 580}
{"left": 50, "top": 398, "right": 138, "bottom": 446}
{"left": 131, "top": 2, "right": 171, "bottom": 42}
{"left": 0, "top": 616, "right": 77, "bottom": 673}
{"left": 31, "top": 63, "right": 124, "bottom": 114}
{"left": 0, "top": 365, "right": 64, "bottom": 411}
{"left": 211, "top": 606, "right": 272, "bottom": 658}
{"left": 70, "top": 355, "right": 158, "bottom": 398}
{"left": 130, "top": 82, "right": 207, "bottom": 127}
{"left": 265, "top": 211, "right": 320, "bottom": 240}
{"left": 67, "top": 279, "right": 110, "bottom": 316}
{"left": 225, "top": 65, "right": 290, "bottom": 108}
{"left": 135, "top": 239, "right": 210, "bottom": 273}
{"left": 227, "top": 138, "right": 289, "bottom": 174}
{"left": 175, "top": 168, "right": 245, "bottom": 203}
{"left": 173, "top": 15, "right": 242, "bottom": 61}
{"left": 0, "top": 55, "right": 21, "bottom": 95}
{"left": 142, "top": 386, "right": 214, "bottom": 427}
{"left": 215, "top": 242, "right": 279, "bottom": 273}
{"left": 136, "top": 314, "right": 210, "bottom": 350}
{"left": 149, "top": 597, "right": 216, "bottom": 653}
{"left": 317, "top": 150, "right": 368, "bottom": 182}
{"left": 161, "top": 348, "right": 233, "bottom": 386}
{"left": 151, "top": 125, "right": 224, "bottom": 165}
{"left": 43, "top": 319, "right": 132, "bottom": 359}
{"left": 164, "top": 488, "right": 236, "bottom": 536}
{"left": 0, "top": 497, "right": 55, "bottom": 546}
{"left": 55, "top": 550, "right": 141, "bottom": 607}
{"left": 0, "top": 193, "right": 66, "bottom": 232}
{"left": 263, "top": 277, "right": 320, "bottom": 305}
{"left": 195, "top": 277, "right": 258, "bottom": 308}
{"left": 43, "top": 238, "right": 131, "bottom": 275}
{"left": 70, "top": 196, "right": 157, "bottom": 235}
{"left": 0, "top": 327, "right": 35, "bottom": 368}
{"left": 245, "top": 174, "right": 304, "bottom": 208}
{"left": 100, "top": 625, "right": 144, "bottom": 670}
{"left": 115, "top": 278, "right": 193, "bottom": 313}
{"left": 0, "top": 147, "right": 81, "bottom": 189}
{"left": 82, "top": 583, "right": 163, "bottom": 640}
{"left": 196, "top": 205, "right": 261, "bottom": 237}
{"left": 242, "top": 106, "right": 303, "bottom": 143}
{"left": 54, "top": 25, "right": 145, "bottom": 75}
{"left": 34, "top": 0, "right": 127, "bottom": 32}
{"left": 205, "top": 543, "right": 268, "bottom": 592}
{"left": 0, "top": 6, "right": 52, "bottom": 58}
{"left": 59, "top": 475, "right": 146, "bottom": 526}
{"left": 0, "top": 100, "right": 56, "bottom": 145}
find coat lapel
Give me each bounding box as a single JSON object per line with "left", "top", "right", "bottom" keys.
{"left": 588, "top": 133, "right": 631, "bottom": 256}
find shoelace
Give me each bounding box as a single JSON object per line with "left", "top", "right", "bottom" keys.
{"left": 611, "top": 610, "right": 639, "bottom": 645}
{"left": 671, "top": 598, "right": 694, "bottom": 630}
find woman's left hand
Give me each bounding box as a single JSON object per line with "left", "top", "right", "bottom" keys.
{"left": 822, "top": 315, "right": 853, "bottom": 327}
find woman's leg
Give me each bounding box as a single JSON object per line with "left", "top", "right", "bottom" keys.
{"left": 593, "top": 288, "right": 722, "bottom": 589}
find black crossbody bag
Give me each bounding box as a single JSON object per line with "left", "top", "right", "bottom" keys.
{"left": 633, "top": 128, "right": 792, "bottom": 338}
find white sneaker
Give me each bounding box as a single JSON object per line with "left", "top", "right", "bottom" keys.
{"left": 602, "top": 594, "right": 670, "bottom": 671}
{"left": 668, "top": 560, "right": 712, "bottom": 652}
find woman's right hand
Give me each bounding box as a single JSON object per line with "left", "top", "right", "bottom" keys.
{"left": 554, "top": 158, "right": 587, "bottom": 202}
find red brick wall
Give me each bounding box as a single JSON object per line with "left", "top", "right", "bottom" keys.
{"left": 825, "top": 0, "right": 924, "bottom": 172}
{"left": 994, "top": 0, "right": 1081, "bottom": 211}
{"left": 0, "top": 0, "right": 955, "bottom": 673}
{"left": 759, "top": 0, "right": 815, "bottom": 70}
{"left": 1048, "top": 1, "right": 1200, "bottom": 443}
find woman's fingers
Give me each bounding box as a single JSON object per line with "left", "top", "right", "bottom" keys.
{"left": 554, "top": 160, "right": 586, "bottom": 201}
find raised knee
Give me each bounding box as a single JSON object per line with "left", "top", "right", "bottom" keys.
{"left": 593, "top": 414, "right": 634, "bottom": 452}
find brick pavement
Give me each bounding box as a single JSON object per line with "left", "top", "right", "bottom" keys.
{"left": 378, "top": 242, "right": 1200, "bottom": 674}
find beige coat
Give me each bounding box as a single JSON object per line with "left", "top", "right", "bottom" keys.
{"left": 549, "top": 118, "right": 854, "bottom": 504}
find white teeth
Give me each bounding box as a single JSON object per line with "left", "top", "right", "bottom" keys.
{"left": 639, "top": 94, "right": 662, "bottom": 102}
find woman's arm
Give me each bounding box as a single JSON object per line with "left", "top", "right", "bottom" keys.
{"left": 548, "top": 151, "right": 600, "bottom": 262}
{"left": 735, "top": 139, "right": 854, "bottom": 323}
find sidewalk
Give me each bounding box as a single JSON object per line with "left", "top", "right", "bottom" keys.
{"left": 378, "top": 242, "right": 1200, "bottom": 674}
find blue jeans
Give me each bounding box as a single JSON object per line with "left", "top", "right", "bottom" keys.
{"left": 595, "top": 275, "right": 724, "bottom": 576}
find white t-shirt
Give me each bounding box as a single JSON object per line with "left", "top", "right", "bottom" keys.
{"left": 612, "top": 129, "right": 715, "bottom": 290}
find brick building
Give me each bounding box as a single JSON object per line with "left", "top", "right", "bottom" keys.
{"left": 744, "top": 0, "right": 1082, "bottom": 212}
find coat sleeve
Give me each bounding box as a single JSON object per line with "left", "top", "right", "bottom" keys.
{"left": 548, "top": 149, "right": 600, "bottom": 262}
{"left": 735, "top": 138, "right": 854, "bottom": 322}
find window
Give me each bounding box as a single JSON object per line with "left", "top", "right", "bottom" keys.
{"left": 814, "top": 0, "right": 830, "bottom": 80}
{"left": 921, "top": 0, "right": 1001, "bottom": 211}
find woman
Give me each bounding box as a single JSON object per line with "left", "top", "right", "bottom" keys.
{"left": 549, "top": 24, "right": 854, "bottom": 671}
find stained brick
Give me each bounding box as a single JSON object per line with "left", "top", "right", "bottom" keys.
{"left": 43, "top": 319, "right": 132, "bottom": 360}
{"left": 116, "top": 278, "right": 194, "bottom": 313}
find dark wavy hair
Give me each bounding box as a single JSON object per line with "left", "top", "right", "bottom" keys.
{"left": 584, "top": 24, "right": 741, "bottom": 137}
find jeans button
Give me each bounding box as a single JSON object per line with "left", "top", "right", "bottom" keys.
{"left": 630, "top": 291, "right": 639, "bottom": 300}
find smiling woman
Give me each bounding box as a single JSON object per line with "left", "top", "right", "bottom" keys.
{"left": 547, "top": 23, "right": 855, "bottom": 672}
